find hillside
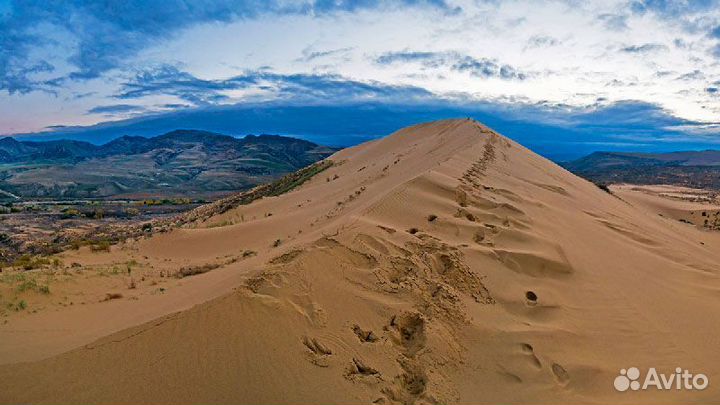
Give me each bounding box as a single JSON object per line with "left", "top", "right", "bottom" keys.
{"left": 1, "top": 119, "right": 719, "bottom": 404}
{"left": 0, "top": 131, "right": 336, "bottom": 199}
{"left": 564, "top": 150, "right": 720, "bottom": 189}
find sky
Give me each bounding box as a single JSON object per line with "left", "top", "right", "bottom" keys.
{"left": 1, "top": 0, "right": 720, "bottom": 160}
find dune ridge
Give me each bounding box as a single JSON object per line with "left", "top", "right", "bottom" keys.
{"left": 1, "top": 119, "right": 720, "bottom": 404}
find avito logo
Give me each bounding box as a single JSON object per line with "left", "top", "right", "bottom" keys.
{"left": 614, "top": 367, "right": 709, "bottom": 392}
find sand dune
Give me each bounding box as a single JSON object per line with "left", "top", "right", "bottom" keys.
{"left": 2, "top": 119, "right": 720, "bottom": 404}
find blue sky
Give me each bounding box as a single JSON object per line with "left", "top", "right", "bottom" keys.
{"left": 1, "top": 0, "right": 720, "bottom": 160}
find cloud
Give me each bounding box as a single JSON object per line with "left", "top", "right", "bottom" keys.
{"left": 598, "top": 13, "right": 629, "bottom": 31}
{"left": 117, "top": 65, "right": 239, "bottom": 105}
{"left": 0, "top": 0, "right": 456, "bottom": 94}
{"left": 620, "top": 43, "right": 669, "bottom": 53}
{"left": 676, "top": 70, "right": 704, "bottom": 80}
{"left": 453, "top": 56, "right": 527, "bottom": 80}
{"left": 525, "top": 35, "right": 561, "bottom": 48}
{"left": 116, "top": 65, "right": 435, "bottom": 105}
{"left": 3, "top": 0, "right": 720, "bottom": 137}
{"left": 375, "top": 51, "right": 446, "bottom": 65}
{"left": 13, "top": 99, "right": 715, "bottom": 161}
{"left": 297, "top": 46, "right": 353, "bottom": 62}
{"left": 87, "top": 104, "right": 146, "bottom": 115}
{"left": 566, "top": 100, "right": 689, "bottom": 129}
{"left": 375, "top": 51, "right": 528, "bottom": 80}
{"left": 161, "top": 103, "right": 191, "bottom": 109}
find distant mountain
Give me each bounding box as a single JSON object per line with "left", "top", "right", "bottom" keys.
{"left": 0, "top": 130, "right": 337, "bottom": 199}
{"left": 0, "top": 137, "right": 99, "bottom": 162}
{"left": 563, "top": 150, "right": 720, "bottom": 190}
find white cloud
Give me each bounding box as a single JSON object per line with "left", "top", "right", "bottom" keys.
{"left": 2, "top": 0, "right": 720, "bottom": 134}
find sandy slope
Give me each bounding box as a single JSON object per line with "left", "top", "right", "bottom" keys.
{"left": 2, "top": 119, "right": 720, "bottom": 404}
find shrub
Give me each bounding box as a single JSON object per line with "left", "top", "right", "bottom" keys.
{"left": 175, "top": 263, "right": 220, "bottom": 278}
{"left": 16, "top": 279, "right": 51, "bottom": 294}
{"left": 90, "top": 241, "right": 111, "bottom": 252}
{"left": 125, "top": 208, "right": 140, "bottom": 217}
{"left": 12, "top": 255, "right": 50, "bottom": 270}
{"left": 61, "top": 208, "right": 81, "bottom": 219}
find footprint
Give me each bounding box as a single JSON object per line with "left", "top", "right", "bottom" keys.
{"left": 525, "top": 291, "right": 538, "bottom": 306}
{"left": 499, "top": 371, "right": 523, "bottom": 383}
{"left": 455, "top": 187, "right": 469, "bottom": 207}
{"left": 454, "top": 208, "right": 476, "bottom": 222}
{"left": 551, "top": 363, "right": 570, "bottom": 386}
{"left": 382, "top": 357, "right": 430, "bottom": 404}
{"left": 520, "top": 343, "right": 542, "bottom": 369}
{"left": 353, "top": 324, "right": 379, "bottom": 343}
{"left": 302, "top": 336, "right": 332, "bottom": 367}
{"left": 389, "top": 313, "right": 426, "bottom": 355}
{"left": 303, "top": 336, "right": 332, "bottom": 355}
{"left": 345, "top": 357, "right": 380, "bottom": 379}
{"left": 473, "top": 229, "right": 486, "bottom": 244}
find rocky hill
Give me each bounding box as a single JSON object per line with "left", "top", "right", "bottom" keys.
{"left": 563, "top": 150, "right": 720, "bottom": 189}
{"left": 0, "top": 130, "right": 337, "bottom": 199}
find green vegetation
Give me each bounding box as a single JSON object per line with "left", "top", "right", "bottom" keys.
{"left": 191, "top": 160, "right": 334, "bottom": 222}
{"left": 6, "top": 300, "right": 27, "bottom": 311}
{"left": 11, "top": 255, "right": 51, "bottom": 270}
{"left": 139, "top": 198, "right": 193, "bottom": 206}
{"left": 89, "top": 240, "right": 111, "bottom": 252}
{"left": 61, "top": 208, "right": 81, "bottom": 218}
{"left": 16, "top": 278, "right": 50, "bottom": 294}
{"left": 267, "top": 160, "right": 334, "bottom": 197}
{"left": 207, "top": 220, "right": 233, "bottom": 228}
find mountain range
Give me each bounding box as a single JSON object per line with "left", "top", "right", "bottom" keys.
{"left": 0, "top": 130, "right": 336, "bottom": 199}
{"left": 563, "top": 150, "right": 720, "bottom": 190}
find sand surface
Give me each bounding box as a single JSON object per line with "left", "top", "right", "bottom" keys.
{"left": 2, "top": 119, "right": 720, "bottom": 404}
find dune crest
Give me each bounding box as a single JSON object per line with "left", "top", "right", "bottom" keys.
{"left": 2, "top": 119, "right": 720, "bottom": 404}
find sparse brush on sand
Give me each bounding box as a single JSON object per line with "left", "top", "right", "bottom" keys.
{"left": 2, "top": 119, "right": 720, "bottom": 404}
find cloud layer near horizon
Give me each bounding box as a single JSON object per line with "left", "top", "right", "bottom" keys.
{"left": 1, "top": 0, "right": 720, "bottom": 153}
